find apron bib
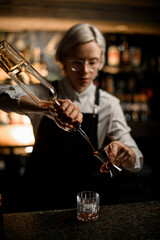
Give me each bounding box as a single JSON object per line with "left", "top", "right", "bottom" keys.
{"left": 23, "top": 87, "right": 103, "bottom": 210}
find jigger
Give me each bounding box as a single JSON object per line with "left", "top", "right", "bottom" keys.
{"left": 76, "top": 127, "right": 122, "bottom": 177}
{"left": 94, "top": 147, "right": 122, "bottom": 177}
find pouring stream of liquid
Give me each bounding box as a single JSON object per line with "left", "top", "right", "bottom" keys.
{"left": 76, "top": 127, "right": 96, "bottom": 152}
{"left": 75, "top": 126, "right": 107, "bottom": 164}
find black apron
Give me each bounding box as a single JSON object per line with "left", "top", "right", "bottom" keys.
{"left": 23, "top": 85, "right": 105, "bottom": 211}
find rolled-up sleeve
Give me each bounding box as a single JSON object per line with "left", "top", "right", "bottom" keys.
{"left": 0, "top": 83, "right": 51, "bottom": 113}
{"left": 97, "top": 90, "right": 143, "bottom": 172}
{"left": 0, "top": 85, "right": 26, "bottom": 113}
{"left": 107, "top": 98, "right": 143, "bottom": 172}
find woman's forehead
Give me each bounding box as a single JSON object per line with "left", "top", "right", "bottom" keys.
{"left": 68, "top": 41, "right": 101, "bottom": 59}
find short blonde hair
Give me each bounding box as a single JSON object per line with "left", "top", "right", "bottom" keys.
{"left": 55, "top": 23, "right": 106, "bottom": 70}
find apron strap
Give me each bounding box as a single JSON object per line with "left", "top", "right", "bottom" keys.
{"left": 95, "top": 87, "right": 99, "bottom": 105}
{"left": 93, "top": 87, "right": 99, "bottom": 118}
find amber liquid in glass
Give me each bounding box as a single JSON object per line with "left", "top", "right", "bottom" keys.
{"left": 77, "top": 211, "right": 99, "bottom": 221}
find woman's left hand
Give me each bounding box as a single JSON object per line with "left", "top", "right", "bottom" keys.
{"left": 100, "top": 141, "right": 136, "bottom": 173}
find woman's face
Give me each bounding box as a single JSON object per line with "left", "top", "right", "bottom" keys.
{"left": 64, "top": 41, "right": 102, "bottom": 93}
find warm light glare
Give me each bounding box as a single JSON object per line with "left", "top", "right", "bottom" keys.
{"left": 0, "top": 124, "right": 35, "bottom": 146}
{"left": 10, "top": 125, "right": 35, "bottom": 145}
{"left": 25, "top": 146, "right": 33, "bottom": 153}
{"left": 116, "top": 25, "right": 129, "bottom": 31}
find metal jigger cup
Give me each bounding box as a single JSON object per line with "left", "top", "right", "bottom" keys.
{"left": 94, "top": 147, "right": 122, "bottom": 177}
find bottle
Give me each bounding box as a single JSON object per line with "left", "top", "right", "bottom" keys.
{"left": 107, "top": 35, "right": 120, "bottom": 67}
{"left": 0, "top": 40, "right": 57, "bottom": 109}
{"left": 130, "top": 35, "right": 142, "bottom": 68}
{"left": 130, "top": 46, "right": 141, "bottom": 68}
{"left": 119, "top": 35, "right": 130, "bottom": 67}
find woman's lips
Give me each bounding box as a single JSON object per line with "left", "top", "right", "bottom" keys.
{"left": 79, "top": 77, "right": 90, "bottom": 82}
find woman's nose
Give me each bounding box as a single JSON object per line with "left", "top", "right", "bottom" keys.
{"left": 81, "top": 63, "right": 90, "bottom": 73}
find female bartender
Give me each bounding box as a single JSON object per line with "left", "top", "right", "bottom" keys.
{"left": 0, "top": 23, "right": 143, "bottom": 211}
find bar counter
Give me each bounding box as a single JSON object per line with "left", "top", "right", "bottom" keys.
{"left": 2, "top": 201, "right": 160, "bottom": 240}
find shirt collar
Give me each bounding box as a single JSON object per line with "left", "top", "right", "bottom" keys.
{"left": 62, "top": 77, "right": 95, "bottom": 102}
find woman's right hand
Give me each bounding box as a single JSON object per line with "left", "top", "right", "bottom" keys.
{"left": 46, "top": 99, "right": 83, "bottom": 132}
{"left": 20, "top": 95, "right": 83, "bottom": 132}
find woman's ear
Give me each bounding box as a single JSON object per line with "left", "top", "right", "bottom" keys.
{"left": 99, "top": 52, "right": 105, "bottom": 70}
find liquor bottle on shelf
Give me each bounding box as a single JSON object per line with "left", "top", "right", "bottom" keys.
{"left": 129, "top": 35, "right": 142, "bottom": 68}
{"left": 130, "top": 46, "right": 142, "bottom": 68}
{"left": 139, "top": 93, "right": 150, "bottom": 121}
{"left": 107, "top": 35, "right": 120, "bottom": 67}
{"left": 120, "top": 35, "right": 130, "bottom": 67}
{"left": 131, "top": 94, "right": 140, "bottom": 122}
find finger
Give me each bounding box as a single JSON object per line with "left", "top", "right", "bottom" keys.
{"left": 69, "top": 106, "right": 80, "bottom": 119}
{"left": 58, "top": 101, "right": 82, "bottom": 125}
{"left": 107, "top": 142, "right": 131, "bottom": 166}
{"left": 115, "top": 150, "right": 128, "bottom": 162}
{"left": 72, "top": 112, "right": 83, "bottom": 126}
{"left": 56, "top": 110, "right": 82, "bottom": 126}
{"left": 56, "top": 99, "right": 72, "bottom": 113}
{"left": 100, "top": 163, "right": 110, "bottom": 173}
{"left": 56, "top": 100, "right": 77, "bottom": 119}
{"left": 106, "top": 142, "right": 119, "bottom": 163}
{"left": 51, "top": 99, "right": 83, "bottom": 128}
{"left": 63, "top": 105, "right": 81, "bottom": 123}
{"left": 62, "top": 103, "right": 76, "bottom": 116}
{"left": 114, "top": 150, "right": 130, "bottom": 166}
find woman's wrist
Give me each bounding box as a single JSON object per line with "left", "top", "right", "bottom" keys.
{"left": 19, "top": 95, "right": 43, "bottom": 113}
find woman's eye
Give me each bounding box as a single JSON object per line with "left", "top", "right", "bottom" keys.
{"left": 74, "top": 61, "right": 82, "bottom": 65}
{"left": 89, "top": 61, "right": 97, "bottom": 66}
